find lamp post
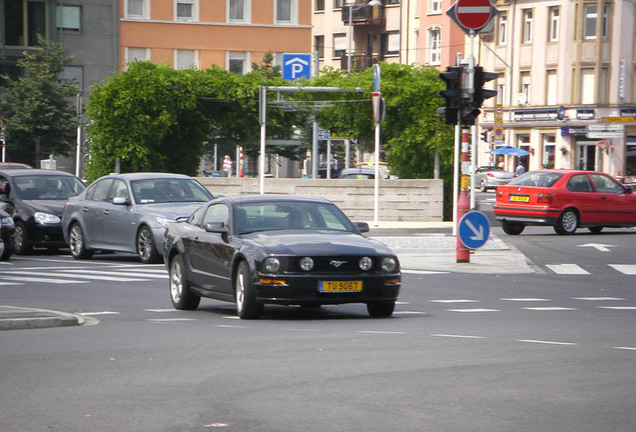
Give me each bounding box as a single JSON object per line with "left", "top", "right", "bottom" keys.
{"left": 347, "top": 0, "right": 383, "bottom": 73}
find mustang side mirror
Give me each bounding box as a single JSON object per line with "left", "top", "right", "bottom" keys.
{"left": 354, "top": 222, "right": 370, "bottom": 233}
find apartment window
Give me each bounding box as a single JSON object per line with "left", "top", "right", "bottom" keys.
{"left": 601, "top": 3, "right": 610, "bottom": 38}
{"left": 127, "top": 0, "right": 148, "bottom": 19}
{"left": 333, "top": 0, "right": 344, "bottom": 9}
{"left": 315, "top": 0, "right": 324, "bottom": 12}
{"left": 496, "top": 82, "right": 505, "bottom": 105}
{"left": 519, "top": 71, "right": 530, "bottom": 105}
{"left": 176, "top": 0, "right": 198, "bottom": 21}
{"left": 546, "top": 70, "right": 557, "bottom": 106}
{"left": 599, "top": 67, "right": 609, "bottom": 104}
{"left": 228, "top": 0, "right": 249, "bottom": 23}
{"left": 543, "top": 135, "right": 556, "bottom": 169}
{"left": 430, "top": 0, "right": 442, "bottom": 14}
{"left": 4, "top": 0, "right": 47, "bottom": 46}
{"left": 385, "top": 0, "right": 400, "bottom": 5}
{"left": 175, "top": 49, "right": 198, "bottom": 70}
{"left": 497, "top": 12, "right": 507, "bottom": 45}
{"left": 428, "top": 28, "right": 441, "bottom": 65}
{"left": 228, "top": 52, "right": 248, "bottom": 74}
{"left": 60, "top": 65, "right": 84, "bottom": 91}
{"left": 314, "top": 35, "right": 324, "bottom": 59}
{"left": 580, "top": 68, "right": 595, "bottom": 104}
{"left": 522, "top": 9, "right": 533, "bottom": 43}
{"left": 276, "top": 0, "right": 297, "bottom": 25}
{"left": 583, "top": 3, "right": 597, "bottom": 39}
{"left": 56, "top": 5, "right": 81, "bottom": 31}
{"left": 548, "top": 7, "right": 559, "bottom": 42}
{"left": 333, "top": 33, "right": 346, "bottom": 58}
{"left": 381, "top": 31, "right": 399, "bottom": 57}
{"left": 125, "top": 47, "right": 149, "bottom": 67}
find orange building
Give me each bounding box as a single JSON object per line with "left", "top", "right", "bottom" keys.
{"left": 119, "top": 0, "right": 312, "bottom": 72}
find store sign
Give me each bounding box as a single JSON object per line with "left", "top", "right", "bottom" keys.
{"left": 577, "top": 109, "right": 595, "bottom": 120}
{"left": 514, "top": 109, "right": 558, "bottom": 121}
{"left": 620, "top": 108, "right": 636, "bottom": 117}
{"left": 560, "top": 126, "right": 588, "bottom": 136}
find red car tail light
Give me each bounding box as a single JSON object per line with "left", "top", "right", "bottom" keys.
{"left": 487, "top": 173, "right": 495, "bottom": 177}
{"left": 537, "top": 193, "right": 553, "bottom": 204}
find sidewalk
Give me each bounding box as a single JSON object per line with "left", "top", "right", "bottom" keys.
{"left": 0, "top": 221, "right": 534, "bottom": 330}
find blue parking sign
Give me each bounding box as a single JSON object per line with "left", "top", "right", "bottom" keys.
{"left": 283, "top": 54, "right": 311, "bottom": 81}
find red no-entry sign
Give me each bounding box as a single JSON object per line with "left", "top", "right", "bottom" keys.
{"left": 454, "top": 0, "right": 493, "bottom": 31}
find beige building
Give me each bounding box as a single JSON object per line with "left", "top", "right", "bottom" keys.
{"left": 477, "top": 0, "right": 636, "bottom": 182}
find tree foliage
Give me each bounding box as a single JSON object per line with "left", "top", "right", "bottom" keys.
{"left": 0, "top": 37, "right": 78, "bottom": 165}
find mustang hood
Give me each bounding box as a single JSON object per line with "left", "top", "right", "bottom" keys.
{"left": 138, "top": 202, "right": 205, "bottom": 219}
{"left": 245, "top": 231, "right": 394, "bottom": 256}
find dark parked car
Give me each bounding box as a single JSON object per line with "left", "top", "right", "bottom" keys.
{"left": 339, "top": 167, "right": 376, "bottom": 179}
{"left": 62, "top": 172, "right": 214, "bottom": 263}
{"left": 163, "top": 194, "right": 401, "bottom": 319}
{"left": 494, "top": 169, "right": 636, "bottom": 235}
{"left": 0, "top": 209, "right": 15, "bottom": 260}
{"left": 0, "top": 162, "right": 33, "bottom": 169}
{"left": 0, "top": 169, "right": 86, "bottom": 254}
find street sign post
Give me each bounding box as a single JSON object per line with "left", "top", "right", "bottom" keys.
{"left": 458, "top": 211, "right": 490, "bottom": 249}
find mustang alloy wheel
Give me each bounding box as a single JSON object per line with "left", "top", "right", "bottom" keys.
{"left": 169, "top": 254, "right": 200, "bottom": 310}
{"left": 235, "top": 261, "right": 263, "bottom": 319}
{"left": 69, "top": 223, "right": 93, "bottom": 259}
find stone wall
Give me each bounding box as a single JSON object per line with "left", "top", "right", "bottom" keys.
{"left": 196, "top": 177, "right": 444, "bottom": 222}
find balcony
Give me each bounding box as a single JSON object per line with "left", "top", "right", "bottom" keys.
{"left": 340, "top": 54, "right": 382, "bottom": 72}
{"left": 341, "top": 5, "right": 385, "bottom": 26}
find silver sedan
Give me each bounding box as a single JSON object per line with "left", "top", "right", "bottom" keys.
{"left": 474, "top": 166, "right": 515, "bottom": 192}
{"left": 62, "top": 173, "right": 214, "bottom": 263}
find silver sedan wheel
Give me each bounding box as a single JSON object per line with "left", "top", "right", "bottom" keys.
{"left": 69, "top": 223, "right": 93, "bottom": 259}
{"left": 137, "top": 226, "right": 160, "bottom": 264}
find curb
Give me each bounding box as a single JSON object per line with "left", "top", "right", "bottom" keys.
{"left": 0, "top": 306, "right": 85, "bottom": 331}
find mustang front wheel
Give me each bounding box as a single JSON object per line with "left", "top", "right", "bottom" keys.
{"left": 169, "top": 254, "right": 200, "bottom": 310}
{"left": 235, "top": 261, "right": 263, "bottom": 319}
{"left": 367, "top": 300, "right": 395, "bottom": 318}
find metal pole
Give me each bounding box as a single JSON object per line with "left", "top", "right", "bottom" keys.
{"left": 457, "top": 128, "right": 470, "bottom": 263}
{"left": 75, "top": 93, "right": 82, "bottom": 177}
{"left": 312, "top": 119, "right": 318, "bottom": 179}
{"left": 373, "top": 122, "right": 380, "bottom": 226}
{"left": 326, "top": 137, "right": 332, "bottom": 179}
{"left": 468, "top": 30, "right": 477, "bottom": 210}
{"left": 347, "top": 5, "right": 352, "bottom": 73}
{"left": 259, "top": 86, "right": 266, "bottom": 194}
{"left": 452, "top": 123, "right": 460, "bottom": 236}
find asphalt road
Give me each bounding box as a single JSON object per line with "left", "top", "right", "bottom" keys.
{"left": 1, "top": 249, "right": 635, "bottom": 432}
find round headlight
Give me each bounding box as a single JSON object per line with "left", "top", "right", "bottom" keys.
{"left": 381, "top": 257, "right": 398, "bottom": 272}
{"left": 262, "top": 257, "right": 280, "bottom": 273}
{"left": 359, "top": 256, "right": 373, "bottom": 271}
{"left": 299, "top": 257, "right": 314, "bottom": 271}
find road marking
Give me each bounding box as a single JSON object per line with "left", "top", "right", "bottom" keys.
{"left": 78, "top": 311, "right": 120, "bottom": 316}
{"left": 0, "top": 275, "right": 86, "bottom": 284}
{"left": 145, "top": 308, "right": 178, "bottom": 313}
{"left": 572, "top": 297, "right": 625, "bottom": 301}
{"left": 609, "top": 264, "right": 636, "bottom": 275}
{"left": 58, "top": 269, "right": 168, "bottom": 279}
{"left": 147, "top": 318, "right": 197, "bottom": 322}
{"left": 598, "top": 306, "right": 636, "bottom": 310}
{"left": 578, "top": 243, "right": 616, "bottom": 252}
{"left": 430, "top": 299, "right": 479, "bottom": 303}
{"left": 546, "top": 264, "right": 590, "bottom": 275}
{"left": 0, "top": 281, "right": 22, "bottom": 286}
{"left": 500, "top": 298, "right": 552, "bottom": 302}
{"left": 614, "top": 346, "right": 636, "bottom": 351}
{"left": 432, "top": 334, "right": 485, "bottom": 339}
{"left": 118, "top": 268, "right": 168, "bottom": 274}
{"left": 393, "top": 311, "right": 427, "bottom": 315}
{"left": 402, "top": 269, "right": 449, "bottom": 275}
{"left": 523, "top": 307, "right": 577, "bottom": 311}
{"left": 52, "top": 270, "right": 151, "bottom": 282}
{"left": 359, "top": 331, "right": 406, "bottom": 334}
{"left": 446, "top": 308, "right": 500, "bottom": 312}
{"left": 517, "top": 339, "right": 577, "bottom": 346}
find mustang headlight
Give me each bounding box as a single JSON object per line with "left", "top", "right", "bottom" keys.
{"left": 359, "top": 257, "right": 373, "bottom": 271}
{"left": 381, "top": 257, "right": 398, "bottom": 272}
{"left": 34, "top": 212, "right": 61, "bottom": 225}
{"left": 262, "top": 257, "right": 281, "bottom": 273}
{"left": 299, "top": 257, "right": 314, "bottom": 271}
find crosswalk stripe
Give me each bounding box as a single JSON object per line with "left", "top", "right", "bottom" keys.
{"left": 609, "top": 264, "right": 636, "bottom": 275}
{"left": 446, "top": 308, "right": 500, "bottom": 312}
{"left": 36, "top": 271, "right": 149, "bottom": 282}
{"left": 546, "top": 264, "right": 590, "bottom": 275}
{"left": 0, "top": 275, "right": 86, "bottom": 284}
{"left": 56, "top": 269, "right": 167, "bottom": 279}
{"left": 523, "top": 307, "right": 577, "bottom": 311}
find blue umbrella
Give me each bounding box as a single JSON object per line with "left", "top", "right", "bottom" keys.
{"left": 487, "top": 146, "right": 529, "bottom": 156}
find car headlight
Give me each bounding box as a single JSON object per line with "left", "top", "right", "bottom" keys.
{"left": 381, "top": 257, "right": 398, "bottom": 273}
{"left": 1, "top": 216, "right": 14, "bottom": 229}
{"left": 299, "top": 257, "right": 314, "bottom": 272}
{"left": 262, "top": 257, "right": 281, "bottom": 273}
{"left": 156, "top": 217, "right": 172, "bottom": 229}
{"left": 34, "top": 212, "right": 61, "bottom": 224}
{"left": 359, "top": 256, "right": 373, "bottom": 271}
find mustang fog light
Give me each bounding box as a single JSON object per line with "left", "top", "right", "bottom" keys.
{"left": 299, "top": 257, "right": 314, "bottom": 272}
{"left": 381, "top": 257, "right": 398, "bottom": 272}
{"left": 359, "top": 257, "right": 373, "bottom": 271}
{"left": 262, "top": 257, "right": 281, "bottom": 273}
{"left": 34, "top": 212, "right": 61, "bottom": 225}
{"left": 259, "top": 278, "right": 287, "bottom": 286}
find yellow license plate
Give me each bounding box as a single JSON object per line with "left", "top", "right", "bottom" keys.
{"left": 319, "top": 281, "right": 363, "bottom": 293}
{"left": 510, "top": 195, "right": 530, "bottom": 203}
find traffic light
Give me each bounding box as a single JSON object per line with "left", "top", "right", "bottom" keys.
{"left": 436, "top": 66, "right": 463, "bottom": 125}
{"left": 473, "top": 66, "right": 498, "bottom": 108}
{"left": 460, "top": 104, "right": 480, "bottom": 126}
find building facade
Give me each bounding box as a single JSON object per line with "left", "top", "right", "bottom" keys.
{"left": 477, "top": 0, "right": 636, "bottom": 182}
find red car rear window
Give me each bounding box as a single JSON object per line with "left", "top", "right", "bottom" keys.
{"left": 509, "top": 172, "right": 563, "bottom": 187}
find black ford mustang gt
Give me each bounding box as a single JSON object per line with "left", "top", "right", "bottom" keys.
{"left": 163, "top": 194, "right": 401, "bottom": 319}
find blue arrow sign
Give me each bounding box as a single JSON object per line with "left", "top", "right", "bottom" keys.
{"left": 458, "top": 211, "right": 490, "bottom": 249}
{"left": 283, "top": 53, "right": 311, "bottom": 81}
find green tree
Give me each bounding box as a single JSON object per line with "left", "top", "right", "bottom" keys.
{"left": 0, "top": 37, "right": 78, "bottom": 166}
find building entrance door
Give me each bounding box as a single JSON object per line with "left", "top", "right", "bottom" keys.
{"left": 576, "top": 142, "right": 599, "bottom": 171}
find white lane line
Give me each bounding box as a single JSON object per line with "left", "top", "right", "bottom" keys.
{"left": 78, "top": 311, "right": 120, "bottom": 316}
{"left": 546, "top": 264, "right": 590, "bottom": 275}
{"left": 609, "top": 264, "right": 636, "bottom": 275}
{"left": 359, "top": 331, "right": 407, "bottom": 335}
{"left": 523, "top": 307, "right": 577, "bottom": 311}
{"left": 614, "top": 346, "right": 636, "bottom": 351}
{"left": 396, "top": 301, "right": 409, "bottom": 305}
{"left": 215, "top": 324, "right": 249, "bottom": 328}
{"left": 446, "top": 308, "right": 500, "bottom": 312}
{"left": 51, "top": 271, "right": 149, "bottom": 282}
{"left": 500, "top": 298, "right": 552, "bottom": 302}
{"left": 393, "top": 311, "right": 427, "bottom": 315}
{"left": 57, "top": 269, "right": 168, "bottom": 279}
{"left": 118, "top": 268, "right": 168, "bottom": 274}
{"left": 145, "top": 308, "right": 178, "bottom": 313}
{"left": 572, "top": 297, "right": 625, "bottom": 301}
{"left": 147, "top": 318, "right": 197, "bottom": 322}
{"left": 402, "top": 269, "right": 449, "bottom": 275}
{"left": 598, "top": 306, "right": 636, "bottom": 310}
{"left": 432, "top": 334, "right": 485, "bottom": 339}
{"left": 0, "top": 281, "right": 22, "bottom": 286}
{"left": 430, "top": 299, "right": 479, "bottom": 303}
{"left": 517, "top": 339, "right": 577, "bottom": 346}
{"left": 0, "top": 275, "right": 86, "bottom": 284}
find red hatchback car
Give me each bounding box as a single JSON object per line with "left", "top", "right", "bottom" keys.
{"left": 494, "top": 169, "right": 636, "bottom": 235}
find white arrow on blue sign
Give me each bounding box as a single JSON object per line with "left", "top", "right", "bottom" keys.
{"left": 283, "top": 53, "right": 312, "bottom": 81}
{"left": 458, "top": 211, "right": 490, "bottom": 249}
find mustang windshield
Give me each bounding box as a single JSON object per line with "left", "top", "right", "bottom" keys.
{"left": 235, "top": 201, "right": 356, "bottom": 234}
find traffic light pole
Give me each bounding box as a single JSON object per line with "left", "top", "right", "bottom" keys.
{"left": 468, "top": 29, "right": 477, "bottom": 211}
